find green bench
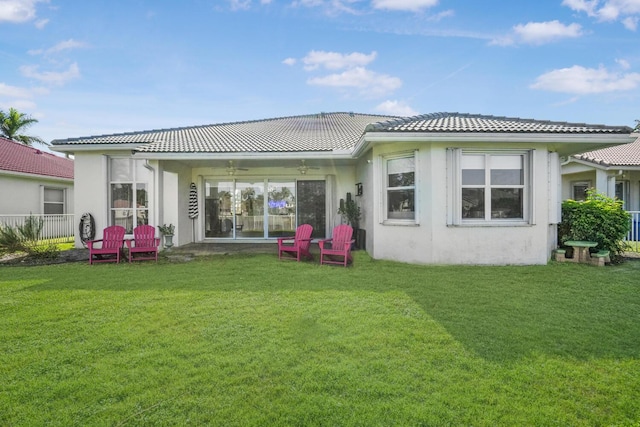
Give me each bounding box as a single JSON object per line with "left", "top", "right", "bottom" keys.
{"left": 591, "top": 250, "right": 610, "bottom": 267}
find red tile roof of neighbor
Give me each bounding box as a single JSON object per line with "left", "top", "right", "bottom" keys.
{"left": 0, "top": 136, "right": 74, "bottom": 179}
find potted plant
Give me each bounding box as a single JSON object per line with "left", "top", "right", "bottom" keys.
{"left": 337, "top": 194, "right": 363, "bottom": 249}
{"left": 158, "top": 223, "right": 175, "bottom": 250}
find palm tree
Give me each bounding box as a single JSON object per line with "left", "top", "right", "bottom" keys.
{"left": 0, "top": 107, "right": 48, "bottom": 146}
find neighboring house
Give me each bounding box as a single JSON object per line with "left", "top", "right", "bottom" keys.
{"left": 561, "top": 136, "right": 640, "bottom": 211}
{"left": 0, "top": 136, "right": 74, "bottom": 215}
{"left": 51, "top": 112, "right": 634, "bottom": 265}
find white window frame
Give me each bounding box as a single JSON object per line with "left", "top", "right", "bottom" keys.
{"left": 381, "top": 150, "right": 418, "bottom": 225}
{"left": 42, "top": 187, "right": 66, "bottom": 215}
{"left": 108, "top": 157, "right": 150, "bottom": 233}
{"left": 448, "top": 148, "right": 533, "bottom": 226}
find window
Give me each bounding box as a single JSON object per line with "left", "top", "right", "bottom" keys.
{"left": 109, "top": 158, "right": 151, "bottom": 234}
{"left": 44, "top": 188, "right": 65, "bottom": 214}
{"left": 572, "top": 181, "right": 591, "bottom": 201}
{"left": 450, "top": 150, "right": 530, "bottom": 224}
{"left": 383, "top": 152, "right": 416, "bottom": 222}
{"left": 616, "top": 181, "right": 629, "bottom": 209}
{"left": 204, "top": 179, "right": 326, "bottom": 239}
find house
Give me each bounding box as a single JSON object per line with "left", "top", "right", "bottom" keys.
{"left": 561, "top": 136, "right": 640, "bottom": 210}
{"left": 0, "top": 136, "right": 74, "bottom": 216}
{"left": 51, "top": 112, "right": 634, "bottom": 265}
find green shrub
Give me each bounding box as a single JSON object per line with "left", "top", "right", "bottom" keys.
{"left": 26, "top": 243, "right": 60, "bottom": 260}
{"left": 0, "top": 225, "right": 25, "bottom": 254}
{"left": 559, "top": 190, "right": 631, "bottom": 262}
{"left": 0, "top": 216, "right": 52, "bottom": 259}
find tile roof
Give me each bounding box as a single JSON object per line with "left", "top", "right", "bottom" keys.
{"left": 572, "top": 137, "right": 640, "bottom": 167}
{"left": 50, "top": 112, "right": 633, "bottom": 155}
{"left": 51, "top": 112, "right": 400, "bottom": 153}
{"left": 0, "top": 137, "right": 74, "bottom": 179}
{"left": 366, "top": 112, "right": 633, "bottom": 134}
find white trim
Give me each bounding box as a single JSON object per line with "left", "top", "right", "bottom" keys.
{"left": 449, "top": 148, "right": 532, "bottom": 226}
{"left": 380, "top": 150, "right": 418, "bottom": 225}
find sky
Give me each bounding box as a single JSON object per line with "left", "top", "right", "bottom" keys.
{"left": 1, "top": 0, "right": 639, "bottom": 149}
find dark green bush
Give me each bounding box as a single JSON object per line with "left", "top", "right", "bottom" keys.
{"left": 559, "top": 190, "right": 631, "bottom": 262}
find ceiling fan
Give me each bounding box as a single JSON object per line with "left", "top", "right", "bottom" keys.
{"left": 226, "top": 160, "right": 248, "bottom": 176}
{"left": 285, "top": 160, "right": 320, "bottom": 175}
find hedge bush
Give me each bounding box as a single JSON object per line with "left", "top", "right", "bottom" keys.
{"left": 559, "top": 190, "right": 630, "bottom": 262}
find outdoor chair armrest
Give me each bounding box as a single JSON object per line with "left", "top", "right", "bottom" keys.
{"left": 318, "top": 238, "right": 333, "bottom": 249}
{"left": 87, "top": 239, "right": 103, "bottom": 249}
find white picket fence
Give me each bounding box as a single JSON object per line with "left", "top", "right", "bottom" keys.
{"left": 0, "top": 214, "right": 75, "bottom": 244}
{"left": 626, "top": 211, "right": 640, "bottom": 252}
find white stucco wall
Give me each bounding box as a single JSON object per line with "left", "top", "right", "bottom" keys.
{"left": 72, "top": 152, "right": 108, "bottom": 246}
{"left": 368, "top": 142, "right": 555, "bottom": 265}
{"left": 0, "top": 173, "right": 73, "bottom": 215}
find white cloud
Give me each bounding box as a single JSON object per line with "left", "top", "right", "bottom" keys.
{"left": 492, "top": 21, "right": 583, "bottom": 46}
{"left": 375, "top": 100, "right": 418, "bottom": 116}
{"left": 622, "top": 15, "right": 639, "bottom": 29}
{"left": 0, "top": 82, "right": 48, "bottom": 112}
{"left": 20, "top": 62, "right": 81, "bottom": 86}
{"left": 372, "top": 0, "right": 438, "bottom": 12}
{"left": 0, "top": 82, "right": 33, "bottom": 98}
{"left": 513, "top": 21, "right": 583, "bottom": 44}
{"left": 616, "top": 58, "right": 631, "bottom": 69}
{"left": 428, "top": 9, "right": 454, "bottom": 21}
{"left": 34, "top": 17, "right": 48, "bottom": 28}
{"left": 228, "top": 0, "right": 251, "bottom": 10}
{"left": 308, "top": 67, "right": 402, "bottom": 97}
{"left": 291, "top": 0, "right": 361, "bottom": 15}
{"left": 302, "top": 50, "right": 377, "bottom": 71}
{"left": 0, "top": 0, "right": 47, "bottom": 23}
{"left": 531, "top": 65, "right": 640, "bottom": 94}
{"left": 562, "top": 0, "right": 598, "bottom": 15}
{"left": 282, "top": 57, "right": 297, "bottom": 66}
{"left": 28, "top": 39, "right": 87, "bottom": 56}
{"left": 563, "top": 0, "right": 640, "bottom": 30}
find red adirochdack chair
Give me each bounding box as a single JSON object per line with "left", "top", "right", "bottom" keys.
{"left": 126, "top": 224, "right": 161, "bottom": 263}
{"left": 319, "top": 224, "right": 354, "bottom": 267}
{"left": 277, "top": 224, "right": 314, "bottom": 261}
{"left": 88, "top": 225, "right": 126, "bottom": 265}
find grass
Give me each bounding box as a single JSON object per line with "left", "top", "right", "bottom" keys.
{"left": 1, "top": 252, "right": 640, "bottom": 426}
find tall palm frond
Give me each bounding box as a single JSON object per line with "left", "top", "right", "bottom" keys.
{"left": 0, "top": 107, "right": 48, "bottom": 146}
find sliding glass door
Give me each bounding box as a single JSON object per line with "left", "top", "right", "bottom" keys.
{"left": 204, "top": 178, "right": 324, "bottom": 239}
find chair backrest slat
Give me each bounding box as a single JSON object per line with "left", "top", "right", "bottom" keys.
{"left": 103, "top": 225, "right": 126, "bottom": 249}
{"left": 134, "top": 225, "right": 157, "bottom": 247}
{"left": 332, "top": 224, "right": 353, "bottom": 248}
{"left": 296, "top": 224, "right": 313, "bottom": 250}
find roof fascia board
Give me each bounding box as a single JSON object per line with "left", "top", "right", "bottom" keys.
{"left": 51, "top": 143, "right": 146, "bottom": 154}
{"left": 563, "top": 157, "right": 610, "bottom": 170}
{"left": 362, "top": 132, "right": 633, "bottom": 144}
{"left": 0, "top": 169, "right": 74, "bottom": 182}
{"left": 354, "top": 132, "right": 634, "bottom": 158}
{"left": 133, "top": 151, "right": 355, "bottom": 161}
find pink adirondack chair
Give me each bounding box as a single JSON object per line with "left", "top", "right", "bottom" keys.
{"left": 319, "top": 224, "right": 354, "bottom": 267}
{"left": 88, "top": 225, "right": 126, "bottom": 265}
{"left": 126, "top": 224, "right": 160, "bottom": 262}
{"left": 277, "top": 224, "right": 314, "bottom": 261}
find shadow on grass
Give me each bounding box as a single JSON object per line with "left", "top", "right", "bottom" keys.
{"left": 13, "top": 252, "right": 640, "bottom": 363}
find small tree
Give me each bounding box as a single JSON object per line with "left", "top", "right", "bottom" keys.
{"left": 559, "top": 190, "right": 631, "bottom": 262}
{"left": 0, "top": 107, "right": 47, "bottom": 146}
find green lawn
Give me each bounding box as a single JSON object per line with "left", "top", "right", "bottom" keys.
{"left": 1, "top": 253, "right": 639, "bottom": 426}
